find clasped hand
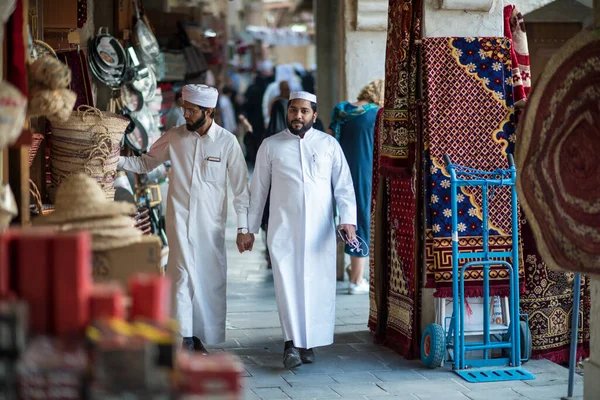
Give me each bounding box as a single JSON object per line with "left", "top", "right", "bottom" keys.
{"left": 236, "top": 233, "right": 255, "bottom": 253}
{"left": 338, "top": 224, "right": 357, "bottom": 243}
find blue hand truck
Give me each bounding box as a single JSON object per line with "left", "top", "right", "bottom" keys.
{"left": 420, "top": 154, "right": 535, "bottom": 383}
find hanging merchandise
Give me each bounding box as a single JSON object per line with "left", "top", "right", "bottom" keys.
{"left": 127, "top": 46, "right": 157, "bottom": 103}
{"left": 161, "top": 51, "right": 185, "bottom": 82}
{"left": 0, "top": 0, "right": 16, "bottom": 44}
{"left": 120, "top": 84, "right": 143, "bottom": 113}
{"left": 77, "top": 0, "right": 87, "bottom": 28}
{"left": 421, "top": 37, "right": 520, "bottom": 297}
{"left": 124, "top": 107, "right": 153, "bottom": 154}
{"left": 131, "top": 0, "right": 160, "bottom": 67}
{"left": 0, "top": 81, "right": 28, "bottom": 150}
{"left": 183, "top": 46, "right": 208, "bottom": 80}
{"left": 56, "top": 49, "right": 95, "bottom": 108}
{"left": 132, "top": 67, "right": 156, "bottom": 102}
{"left": 27, "top": 56, "right": 77, "bottom": 121}
{"left": 88, "top": 28, "right": 128, "bottom": 87}
{"left": 49, "top": 106, "right": 129, "bottom": 201}
{"left": 0, "top": 184, "right": 18, "bottom": 229}
{"left": 6, "top": 0, "right": 27, "bottom": 96}
{"left": 32, "top": 39, "right": 57, "bottom": 60}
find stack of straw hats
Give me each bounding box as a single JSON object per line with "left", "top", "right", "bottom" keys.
{"left": 28, "top": 56, "right": 76, "bottom": 121}
{"left": 34, "top": 174, "right": 142, "bottom": 251}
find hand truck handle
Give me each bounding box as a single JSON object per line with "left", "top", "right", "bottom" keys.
{"left": 444, "top": 154, "right": 452, "bottom": 166}
{"left": 507, "top": 153, "right": 515, "bottom": 167}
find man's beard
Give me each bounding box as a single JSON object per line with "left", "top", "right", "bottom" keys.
{"left": 186, "top": 111, "right": 207, "bottom": 132}
{"left": 287, "top": 119, "right": 313, "bottom": 136}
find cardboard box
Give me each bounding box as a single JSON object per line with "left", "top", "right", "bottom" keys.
{"left": 92, "top": 236, "right": 163, "bottom": 286}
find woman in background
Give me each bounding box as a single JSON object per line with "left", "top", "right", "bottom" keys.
{"left": 329, "top": 79, "right": 384, "bottom": 295}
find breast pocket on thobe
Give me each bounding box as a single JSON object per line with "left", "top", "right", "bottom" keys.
{"left": 310, "top": 152, "right": 331, "bottom": 180}
{"left": 202, "top": 157, "right": 224, "bottom": 183}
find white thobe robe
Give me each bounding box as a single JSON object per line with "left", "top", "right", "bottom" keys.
{"left": 118, "top": 123, "right": 249, "bottom": 344}
{"left": 248, "top": 128, "right": 357, "bottom": 349}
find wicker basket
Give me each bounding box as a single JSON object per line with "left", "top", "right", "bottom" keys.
{"left": 49, "top": 105, "right": 129, "bottom": 201}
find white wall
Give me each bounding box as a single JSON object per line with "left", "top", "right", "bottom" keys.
{"left": 343, "top": 31, "right": 387, "bottom": 102}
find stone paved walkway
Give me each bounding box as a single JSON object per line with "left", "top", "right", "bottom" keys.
{"left": 213, "top": 196, "right": 584, "bottom": 399}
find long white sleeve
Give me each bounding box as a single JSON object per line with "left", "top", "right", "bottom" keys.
{"left": 248, "top": 142, "right": 272, "bottom": 234}
{"left": 331, "top": 142, "right": 357, "bottom": 226}
{"left": 118, "top": 131, "right": 171, "bottom": 174}
{"left": 227, "top": 137, "right": 250, "bottom": 228}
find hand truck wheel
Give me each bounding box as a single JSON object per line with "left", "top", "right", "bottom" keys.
{"left": 421, "top": 323, "right": 445, "bottom": 368}
{"left": 502, "top": 320, "right": 532, "bottom": 363}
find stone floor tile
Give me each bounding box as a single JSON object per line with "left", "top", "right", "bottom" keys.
{"left": 328, "top": 383, "right": 389, "bottom": 397}
{"left": 412, "top": 367, "right": 460, "bottom": 381}
{"left": 243, "top": 388, "right": 262, "bottom": 399}
{"left": 410, "top": 393, "right": 470, "bottom": 400}
{"left": 453, "top": 379, "right": 531, "bottom": 391}
{"left": 334, "top": 354, "right": 390, "bottom": 373}
{"left": 282, "top": 386, "right": 341, "bottom": 399}
{"left": 228, "top": 347, "right": 275, "bottom": 357}
{"left": 364, "top": 396, "right": 402, "bottom": 400}
{"left": 512, "top": 384, "right": 583, "bottom": 399}
{"left": 328, "top": 372, "right": 382, "bottom": 384}
{"left": 228, "top": 311, "right": 282, "bottom": 329}
{"left": 314, "top": 344, "right": 358, "bottom": 355}
{"left": 205, "top": 339, "right": 241, "bottom": 350}
{"left": 283, "top": 374, "right": 338, "bottom": 387}
{"left": 348, "top": 343, "right": 387, "bottom": 353}
{"left": 333, "top": 333, "right": 368, "bottom": 344}
{"left": 290, "top": 363, "right": 346, "bottom": 375}
{"left": 241, "top": 375, "right": 293, "bottom": 389}
{"left": 522, "top": 372, "right": 583, "bottom": 387}
{"left": 462, "top": 388, "right": 529, "bottom": 400}
{"left": 377, "top": 380, "right": 467, "bottom": 395}
{"left": 370, "top": 370, "right": 426, "bottom": 382}
{"left": 246, "top": 365, "right": 295, "bottom": 378}
{"left": 520, "top": 359, "right": 569, "bottom": 375}
{"left": 252, "top": 387, "right": 291, "bottom": 399}
{"left": 334, "top": 324, "right": 371, "bottom": 334}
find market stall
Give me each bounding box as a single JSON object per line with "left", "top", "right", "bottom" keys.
{"left": 0, "top": 0, "right": 244, "bottom": 397}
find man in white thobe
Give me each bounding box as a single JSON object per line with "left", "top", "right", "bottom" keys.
{"left": 118, "top": 84, "right": 255, "bottom": 352}
{"left": 248, "top": 91, "right": 357, "bottom": 369}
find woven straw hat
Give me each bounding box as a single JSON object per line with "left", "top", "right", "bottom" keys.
{"left": 57, "top": 225, "right": 142, "bottom": 251}
{"left": 35, "top": 173, "right": 136, "bottom": 225}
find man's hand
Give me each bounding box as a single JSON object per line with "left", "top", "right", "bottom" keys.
{"left": 236, "top": 233, "right": 255, "bottom": 253}
{"left": 338, "top": 224, "right": 357, "bottom": 243}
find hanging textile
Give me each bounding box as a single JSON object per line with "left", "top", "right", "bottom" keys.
{"left": 384, "top": 174, "right": 420, "bottom": 358}
{"left": 56, "top": 49, "right": 95, "bottom": 109}
{"left": 519, "top": 217, "right": 590, "bottom": 364}
{"left": 421, "top": 37, "right": 523, "bottom": 298}
{"left": 380, "top": 0, "right": 422, "bottom": 171}
{"left": 503, "top": 4, "right": 531, "bottom": 108}
{"left": 77, "top": 0, "right": 88, "bottom": 28}
{"left": 369, "top": 108, "right": 386, "bottom": 338}
{"left": 515, "top": 29, "right": 599, "bottom": 364}
{"left": 7, "top": 0, "right": 27, "bottom": 96}
{"left": 369, "top": 0, "right": 422, "bottom": 360}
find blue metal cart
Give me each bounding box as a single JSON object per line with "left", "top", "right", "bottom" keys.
{"left": 420, "top": 154, "right": 535, "bottom": 384}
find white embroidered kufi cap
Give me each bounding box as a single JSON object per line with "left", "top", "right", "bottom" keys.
{"left": 182, "top": 84, "right": 219, "bottom": 108}
{"left": 289, "top": 91, "right": 317, "bottom": 104}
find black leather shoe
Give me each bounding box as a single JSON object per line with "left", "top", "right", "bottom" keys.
{"left": 300, "top": 348, "right": 315, "bottom": 364}
{"left": 182, "top": 337, "right": 194, "bottom": 352}
{"left": 283, "top": 347, "right": 302, "bottom": 369}
{"left": 192, "top": 337, "right": 209, "bottom": 354}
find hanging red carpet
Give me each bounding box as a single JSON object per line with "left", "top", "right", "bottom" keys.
{"left": 421, "top": 37, "right": 524, "bottom": 298}
{"left": 368, "top": 0, "right": 423, "bottom": 360}
{"left": 519, "top": 217, "right": 590, "bottom": 363}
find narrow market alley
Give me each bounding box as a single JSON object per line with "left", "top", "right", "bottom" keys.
{"left": 207, "top": 199, "right": 585, "bottom": 400}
